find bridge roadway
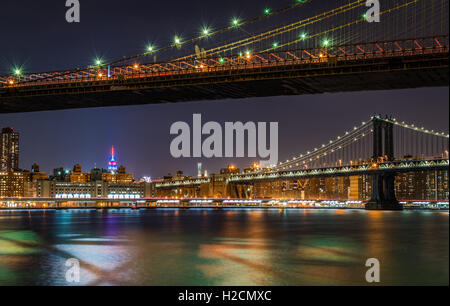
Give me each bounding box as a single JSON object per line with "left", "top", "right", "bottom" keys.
{"left": 155, "top": 158, "right": 449, "bottom": 188}
{"left": 1, "top": 38, "right": 448, "bottom": 113}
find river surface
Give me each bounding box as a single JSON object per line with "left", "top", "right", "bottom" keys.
{"left": 0, "top": 208, "right": 448, "bottom": 286}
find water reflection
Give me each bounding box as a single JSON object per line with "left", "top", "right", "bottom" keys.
{"left": 0, "top": 209, "right": 447, "bottom": 285}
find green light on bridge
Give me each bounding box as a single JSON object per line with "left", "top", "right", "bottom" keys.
{"left": 201, "top": 26, "right": 211, "bottom": 36}
{"left": 13, "top": 68, "right": 22, "bottom": 76}
{"left": 231, "top": 17, "right": 240, "bottom": 27}
{"left": 94, "top": 58, "right": 103, "bottom": 66}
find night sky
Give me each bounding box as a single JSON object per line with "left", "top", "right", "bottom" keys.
{"left": 0, "top": 0, "right": 448, "bottom": 179}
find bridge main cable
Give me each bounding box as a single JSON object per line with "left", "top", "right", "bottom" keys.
{"left": 10, "top": 0, "right": 313, "bottom": 85}
{"left": 171, "top": 0, "right": 368, "bottom": 61}
{"left": 273, "top": 119, "right": 374, "bottom": 171}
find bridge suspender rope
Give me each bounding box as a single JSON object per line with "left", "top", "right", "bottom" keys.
{"left": 1, "top": 0, "right": 447, "bottom": 91}
{"left": 5, "top": 0, "right": 314, "bottom": 86}
{"left": 271, "top": 116, "right": 449, "bottom": 172}
{"left": 171, "top": 0, "right": 368, "bottom": 62}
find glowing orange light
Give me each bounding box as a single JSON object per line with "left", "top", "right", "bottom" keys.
{"left": 8, "top": 80, "right": 14, "bottom": 85}
{"left": 134, "top": 64, "right": 139, "bottom": 69}
{"left": 98, "top": 73, "right": 103, "bottom": 77}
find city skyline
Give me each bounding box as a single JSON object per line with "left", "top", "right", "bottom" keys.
{"left": 1, "top": 0, "right": 448, "bottom": 179}
{"left": 1, "top": 87, "right": 448, "bottom": 178}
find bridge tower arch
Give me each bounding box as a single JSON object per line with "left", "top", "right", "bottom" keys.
{"left": 366, "top": 116, "right": 403, "bottom": 211}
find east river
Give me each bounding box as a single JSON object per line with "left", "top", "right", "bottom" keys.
{"left": 0, "top": 208, "right": 448, "bottom": 286}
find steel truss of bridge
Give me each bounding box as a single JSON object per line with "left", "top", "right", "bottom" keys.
{"left": 155, "top": 158, "right": 449, "bottom": 188}
{"left": 1, "top": 37, "right": 448, "bottom": 113}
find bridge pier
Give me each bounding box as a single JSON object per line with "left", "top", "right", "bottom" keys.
{"left": 366, "top": 172, "right": 402, "bottom": 210}
{"left": 366, "top": 117, "right": 403, "bottom": 210}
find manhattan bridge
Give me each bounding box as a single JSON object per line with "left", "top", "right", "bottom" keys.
{"left": 0, "top": 0, "right": 448, "bottom": 210}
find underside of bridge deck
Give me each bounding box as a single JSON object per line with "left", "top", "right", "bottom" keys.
{"left": 0, "top": 52, "right": 448, "bottom": 113}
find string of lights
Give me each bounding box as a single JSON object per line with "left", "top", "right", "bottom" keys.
{"left": 382, "top": 118, "right": 450, "bottom": 138}
{"left": 258, "top": 0, "right": 424, "bottom": 53}
{"left": 10, "top": 0, "right": 312, "bottom": 84}
{"left": 272, "top": 115, "right": 449, "bottom": 171}
{"left": 170, "top": 0, "right": 367, "bottom": 62}
{"left": 274, "top": 120, "right": 374, "bottom": 170}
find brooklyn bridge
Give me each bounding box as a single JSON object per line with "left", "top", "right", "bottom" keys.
{"left": 0, "top": 0, "right": 448, "bottom": 112}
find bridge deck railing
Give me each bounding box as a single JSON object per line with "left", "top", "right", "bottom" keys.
{"left": 2, "top": 36, "right": 448, "bottom": 88}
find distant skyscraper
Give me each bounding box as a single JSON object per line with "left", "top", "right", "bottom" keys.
{"left": 1, "top": 127, "right": 19, "bottom": 171}
{"left": 108, "top": 146, "right": 118, "bottom": 173}
{"left": 197, "top": 163, "right": 202, "bottom": 178}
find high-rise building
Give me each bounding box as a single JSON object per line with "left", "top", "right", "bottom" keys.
{"left": 197, "top": 163, "right": 202, "bottom": 178}
{"left": 30, "top": 163, "right": 48, "bottom": 181}
{"left": 108, "top": 146, "right": 118, "bottom": 173}
{"left": 1, "top": 127, "right": 19, "bottom": 171}
{"left": 90, "top": 168, "right": 105, "bottom": 181}
{"left": 0, "top": 171, "right": 27, "bottom": 197}
{"left": 69, "top": 164, "right": 90, "bottom": 183}
{"left": 102, "top": 165, "right": 133, "bottom": 183}
{"left": 51, "top": 167, "right": 72, "bottom": 181}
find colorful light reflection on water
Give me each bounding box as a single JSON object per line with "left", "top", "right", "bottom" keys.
{"left": 0, "top": 209, "right": 448, "bottom": 286}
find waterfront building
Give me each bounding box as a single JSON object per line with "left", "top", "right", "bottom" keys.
{"left": 154, "top": 164, "right": 449, "bottom": 201}
{"left": 36, "top": 180, "right": 154, "bottom": 199}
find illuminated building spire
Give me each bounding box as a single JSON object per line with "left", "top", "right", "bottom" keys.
{"left": 108, "top": 146, "right": 118, "bottom": 173}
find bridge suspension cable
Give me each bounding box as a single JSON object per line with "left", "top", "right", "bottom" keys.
{"left": 382, "top": 117, "right": 449, "bottom": 161}
{"left": 2, "top": 0, "right": 447, "bottom": 86}
{"left": 257, "top": 0, "right": 425, "bottom": 54}
{"left": 6, "top": 0, "right": 313, "bottom": 85}
{"left": 274, "top": 120, "right": 374, "bottom": 171}
{"left": 173, "top": 0, "right": 442, "bottom": 62}
{"left": 272, "top": 116, "right": 449, "bottom": 172}
{"left": 171, "top": 0, "right": 368, "bottom": 61}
